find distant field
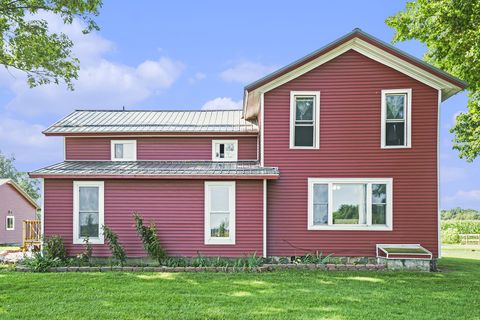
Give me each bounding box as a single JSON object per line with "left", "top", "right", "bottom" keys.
{"left": 442, "top": 244, "right": 480, "bottom": 260}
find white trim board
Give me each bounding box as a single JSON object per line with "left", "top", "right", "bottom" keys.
{"left": 73, "top": 181, "right": 104, "bottom": 244}
{"left": 380, "top": 89, "right": 412, "bottom": 149}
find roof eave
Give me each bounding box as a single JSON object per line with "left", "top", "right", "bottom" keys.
{"left": 29, "top": 173, "right": 279, "bottom": 180}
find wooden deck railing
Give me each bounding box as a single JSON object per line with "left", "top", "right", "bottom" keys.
{"left": 22, "top": 220, "right": 41, "bottom": 251}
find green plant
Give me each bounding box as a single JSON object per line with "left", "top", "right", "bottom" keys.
{"left": 102, "top": 225, "right": 127, "bottom": 265}
{"left": 77, "top": 236, "right": 92, "bottom": 264}
{"left": 133, "top": 212, "right": 166, "bottom": 264}
{"left": 442, "top": 228, "right": 461, "bottom": 244}
{"left": 23, "top": 252, "right": 62, "bottom": 272}
{"left": 43, "top": 235, "right": 67, "bottom": 261}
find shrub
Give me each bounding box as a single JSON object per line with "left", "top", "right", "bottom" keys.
{"left": 442, "top": 228, "right": 461, "bottom": 244}
{"left": 441, "top": 220, "right": 480, "bottom": 234}
{"left": 23, "top": 252, "right": 62, "bottom": 272}
{"left": 133, "top": 212, "right": 166, "bottom": 263}
{"left": 43, "top": 235, "right": 67, "bottom": 260}
{"left": 77, "top": 236, "right": 92, "bottom": 263}
{"left": 102, "top": 225, "right": 127, "bottom": 265}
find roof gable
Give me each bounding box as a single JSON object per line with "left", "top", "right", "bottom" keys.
{"left": 243, "top": 29, "right": 467, "bottom": 119}
{"left": 0, "top": 179, "right": 40, "bottom": 209}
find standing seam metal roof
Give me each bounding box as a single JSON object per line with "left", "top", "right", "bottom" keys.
{"left": 43, "top": 110, "right": 258, "bottom": 134}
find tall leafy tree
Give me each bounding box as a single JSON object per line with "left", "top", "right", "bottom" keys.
{"left": 0, "top": 150, "right": 40, "bottom": 200}
{"left": 386, "top": 0, "right": 480, "bottom": 162}
{"left": 0, "top": 0, "right": 102, "bottom": 90}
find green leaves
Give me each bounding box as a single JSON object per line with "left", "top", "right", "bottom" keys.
{"left": 387, "top": 0, "right": 480, "bottom": 161}
{"left": 133, "top": 212, "right": 166, "bottom": 264}
{"left": 0, "top": 150, "right": 40, "bottom": 200}
{"left": 0, "top": 0, "right": 102, "bottom": 89}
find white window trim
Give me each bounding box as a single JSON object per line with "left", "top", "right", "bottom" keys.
{"left": 290, "top": 91, "right": 320, "bottom": 149}
{"left": 73, "top": 181, "right": 104, "bottom": 244}
{"left": 307, "top": 178, "right": 393, "bottom": 231}
{"left": 6, "top": 215, "right": 14, "bottom": 231}
{"left": 204, "top": 181, "right": 236, "bottom": 245}
{"left": 211, "top": 140, "right": 238, "bottom": 161}
{"left": 110, "top": 140, "right": 137, "bottom": 161}
{"left": 381, "top": 89, "right": 412, "bottom": 149}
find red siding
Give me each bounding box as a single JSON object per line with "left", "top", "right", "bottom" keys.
{"left": 43, "top": 179, "right": 263, "bottom": 257}
{"left": 263, "top": 50, "right": 439, "bottom": 257}
{"left": 65, "top": 136, "right": 258, "bottom": 161}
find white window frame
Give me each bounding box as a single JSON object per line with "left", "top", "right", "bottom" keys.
{"left": 290, "top": 91, "right": 320, "bottom": 149}
{"left": 111, "top": 140, "right": 137, "bottom": 161}
{"left": 211, "top": 140, "right": 238, "bottom": 161}
{"left": 6, "top": 215, "right": 14, "bottom": 231}
{"left": 73, "top": 181, "right": 104, "bottom": 244}
{"left": 307, "top": 178, "right": 393, "bottom": 231}
{"left": 204, "top": 181, "right": 236, "bottom": 245}
{"left": 381, "top": 89, "right": 412, "bottom": 149}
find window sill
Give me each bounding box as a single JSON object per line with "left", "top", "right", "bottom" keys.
{"left": 308, "top": 225, "right": 392, "bottom": 231}
{"left": 73, "top": 238, "right": 104, "bottom": 245}
{"left": 204, "top": 238, "right": 236, "bottom": 245}
{"left": 380, "top": 145, "right": 411, "bottom": 149}
{"left": 289, "top": 146, "right": 320, "bottom": 150}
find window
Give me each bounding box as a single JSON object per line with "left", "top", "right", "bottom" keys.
{"left": 204, "top": 181, "right": 235, "bottom": 244}
{"left": 73, "top": 181, "right": 104, "bottom": 244}
{"left": 6, "top": 215, "right": 14, "bottom": 230}
{"left": 111, "top": 140, "right": 136, "bottom": 161}
{"left": 381, "top": 89, "right": 412, "bottom": 148}
{"left": 212, "top": 140, "right": 238, "bottom": 161}
{"left": 308, "top": 178, "right": 393, "bottom": 230}
{"left": 290, "top": 91, "right": 320, "bottom": 149}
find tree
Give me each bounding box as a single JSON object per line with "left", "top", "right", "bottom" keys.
{"left": 0, "top": 150, "right": 40, "bottom": 200}
{"left": 0, "top": 0, "right": 102, "bottom": 90}
{"left": 386, "top": 0, "right": 480, "bottom": 162}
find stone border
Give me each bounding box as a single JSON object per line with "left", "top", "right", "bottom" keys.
{"left": 14, "top": 263, "right": 386, "bottom": 273}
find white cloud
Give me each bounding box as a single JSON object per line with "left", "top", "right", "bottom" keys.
{"left": 188, "top": 72, "right": 206, "bottom": 84}
{"left": 0, "top": 117, "right": 62, "bottom": 167}
{"left": 220, "top": 61, "right": 277, "bottom": 84}
{"left": 452, "top": 110, "right": 463, "bottom": 126}
{"left": 444, "top": 189, "right": 480, "bottom": 209}
{"left": 201, "top": 97, "right": 242, "bottom": 110}
{"left": 0, "top": 12, "right": 185, "bottom": 116}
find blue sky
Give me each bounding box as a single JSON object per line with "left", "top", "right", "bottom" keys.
{"left": 0, "top": 1, "right": 478, "bottom": 209}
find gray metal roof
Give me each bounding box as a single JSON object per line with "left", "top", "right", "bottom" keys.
{"left": 44, "top": 110, "right": 258, "bottom": 135}
{"left": 30, "top": 161, "right": 279, "bottom": 178}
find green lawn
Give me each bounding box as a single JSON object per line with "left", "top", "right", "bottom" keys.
{"left": 442, "top": 244, "right": 480, "bottom": 260}
{"left": 0, "top": 254, "right": 479, "bottom": 320}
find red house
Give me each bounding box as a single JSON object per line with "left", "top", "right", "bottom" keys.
{"left": 30, "top": 29, "right": 466, "bottom": 260}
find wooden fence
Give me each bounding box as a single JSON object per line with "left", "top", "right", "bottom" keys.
{"left": 22, "top": 220, "right": 41, "bottom": 251}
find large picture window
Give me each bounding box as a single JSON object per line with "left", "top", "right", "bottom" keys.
{"left": 381, "top": 89, "right": 411, "bottom": 148}
{"left": 204, "top": 181, "right": 235, "bottom": 245}
{"left": 290, "top": 91, "right": 320, "bottom": 149}
{"left": 308, "top": 178, "right": 393, "bottom": 230}
{"left": 73, "top": 181, "right": 104, "bottom": 244}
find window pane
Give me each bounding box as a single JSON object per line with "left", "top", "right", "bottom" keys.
{"left": 114, "top": 144, "right": 123, "bottom": 158}
{"left": 219, "top": 144, "right": 225, "bottom": 158}
{"left": 332, "top": 184, "right": 366, "bottom": 224}
{"left": 79, "top": 211, "right": 99, "bottom": 237}
{"left": 295, "top": 126, "right": 314, "bottom": 147}
{"left": 210, "top": 212, "right": 230, "bottom": 237}
{"left": 210, "top": 186, "right": 229, "bottom": 212}
{"left": 7, "top": 218, "right": 13, "bottom": 229}
{"left": 372, "top": 184, "right": 386, "bottom": 204}
{"left": 386, "top": 94, "right": 405, "bottom": 120}
{"left": 313, "top": 184, "right": 328, "bottom": 225}
{"left": 296, "top": 97, "right": 314, "bottom": 120}
{"left": 123, "top": 143, "right": 134, "bottom": 159}
{"left": 225, "top": 143, "right": 235, "bottom": 159}
{"left": 79, "top": 187, "right": 99, "bottom": 211}
{"left": 386, "top": 122, "right": 405, "bottom": 146}
{"left": 372, "top": 204, "right": 386, "bottom": 225}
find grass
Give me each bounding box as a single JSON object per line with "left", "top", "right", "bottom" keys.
{"left": 442, "top": 244, "right": 480, "bottom": 260}
{"left": 0, "top": 253, "right": 479, "bottom": 319}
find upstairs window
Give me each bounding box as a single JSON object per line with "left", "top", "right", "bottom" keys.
{"left": 381, "top": 89, "right": 411, "bottom": 148}
{"left": 73, "top": 181, "right": 104, "bottom": 244}
{"left": 6, "top": 215, "right": 14, "bottom": 230}
{"left": 290, "top": 91, "right": 320, "bottom": 149}
{"left": 204, "top": 181, "right": 235, "bottom": 245}
{"left": 308, "top": 178, "right": 393, "bottom": 231}
{"left": 212, "top": 140, "right": 238, "bottom": 161}
{"left": 111, "top": 140, "right": 137, "bottom": 161}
